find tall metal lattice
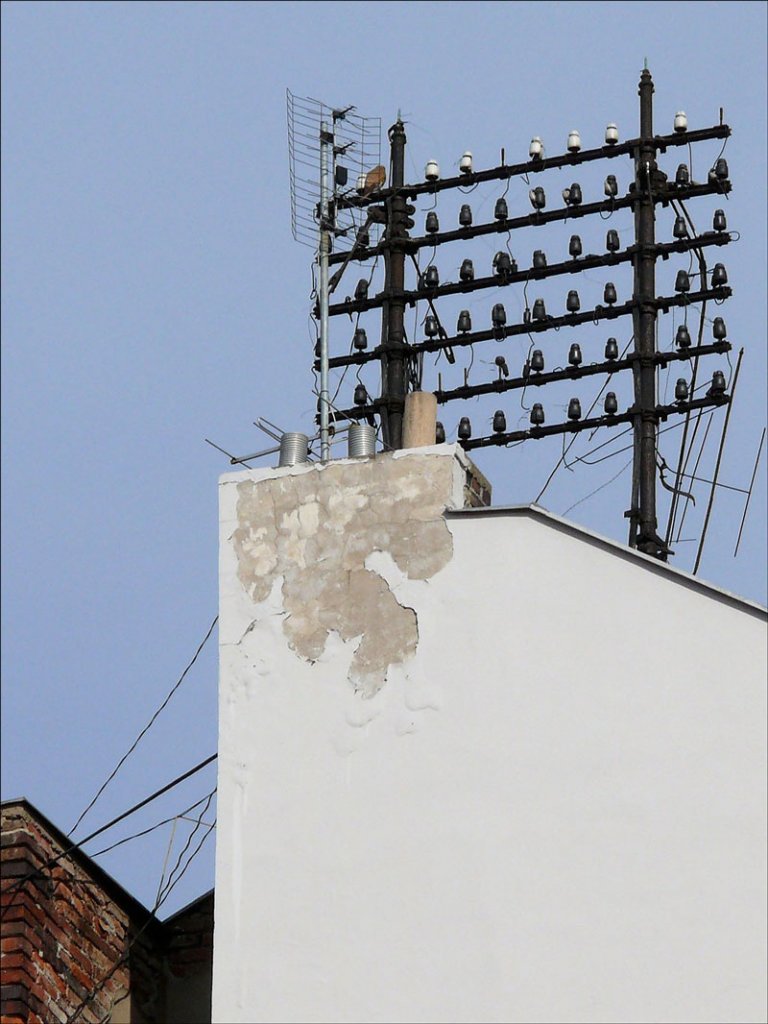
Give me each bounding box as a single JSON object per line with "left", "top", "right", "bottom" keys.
{"left": 287, "top": 91, "right": 382, "bottom": 461}
{"left": 286, "top": 91, "right": 382, "bottom": 251}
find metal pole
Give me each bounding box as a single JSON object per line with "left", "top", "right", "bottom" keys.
{"left": 630, "top": 67, "right": 663, "bottom": 557}
{"left": 693, "top": 347, "right": 743, "bottom": 574}
{"left": 733, "top": 427, "right": 766, "bottom": 557}
{"left": 318, "top": 122, "right": 331, "bottom": 462}
{"left": 381, "top": 119, "right": 408, "bottom": 450}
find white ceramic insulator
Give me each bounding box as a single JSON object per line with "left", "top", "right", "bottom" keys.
{"left": 425, "top": 159, "right": 440, "bottom": 181}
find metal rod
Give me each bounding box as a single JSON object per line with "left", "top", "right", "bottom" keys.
{"left": 318, "top": 121, "right": 331, "bottom": 462}
{"left": 435, "top": 342, "right": 729, "bottom": 403}
{"left": 674, "top": 411, "right": 714, "bottom": 543}
{"left": 459, "top": 394, "right": 729, "bottom": 451}
{"left": 228, "top": 444, "right": 282, "bottom": 465}
{"left": 380, "top": 118, "right": 408, "bottom": 450}
{"left": 317, "top": 287, "right": 732, "bottom": 372}
{"left": 326, "top": 233, "right": 731, "bottom": 318}
{"left": 629, "top": 66, "right": 664, "bottom": 557}
{"left": 675, "top": 471, "right": 749, "bottom": 495}
{"left": 205, "top": 438, "right": 250, "bottom": 463}
{"left": 328, "top": 180, "right": 731, "bottom": 267}
{"left": 693, "top": 348, "right": 743, "bottom": 575}
{"left": 734, "top": 427, "right": 766, "bottom": 557}
{"left": 254, "top": 417, "right": 285, "bottom": 441}
{"left": 335, "top": 123, "right": 731, "bottom": 211}
{"left": 325, "top": 342, "right": 731, "bottom": 423}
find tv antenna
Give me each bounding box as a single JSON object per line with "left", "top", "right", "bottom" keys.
{"left": 287, "top": 90, "right": 381, "bottom": 461}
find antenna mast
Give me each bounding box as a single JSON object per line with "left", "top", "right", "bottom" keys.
{"left": 632, "top": 67, "right": 663, "bottom": 556}
{"left": 634, "top": 69, "right": 663, "bottom": 557}
{"left": 318, "top": 121, "right": 332, "bottom": 461}
{"left": 381, "top": 119, "right": 408, "bottom": 450}
{"left": 286, "top": 90, "right": 383, "bottom": 459}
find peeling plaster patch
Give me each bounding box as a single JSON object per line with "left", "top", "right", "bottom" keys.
{"left": 364, "top": 549, "right": 408, "bottom": 592}
{"left": 232, "top": 454, "right": 455, "bottom": 696}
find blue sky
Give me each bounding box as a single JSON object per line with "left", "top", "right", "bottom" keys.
{"left": 2, "top": 0, "right": 766, "bottom": 914}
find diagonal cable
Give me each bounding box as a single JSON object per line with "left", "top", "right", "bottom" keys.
{"left": 68, "top": 615, "right": 218, "bottom": 837}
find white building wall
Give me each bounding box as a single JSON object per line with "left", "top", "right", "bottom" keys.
{"left": 213, "top": 447, "right": 767, "bottom": 1024}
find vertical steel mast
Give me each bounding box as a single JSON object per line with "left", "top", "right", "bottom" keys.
{"left": 630, "top": 67, "right": 665, "bottom": 557}
{"left": 318, "top": 121, "right": 332, "bottom": 462}
{"left": 380, "top": 119, "right": 408, "bottom": 451}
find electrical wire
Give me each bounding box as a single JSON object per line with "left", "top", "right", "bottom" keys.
{"left": 571, "top": 414, "right": 697, "bottom": 470}
{"left": 329, "top": 253, "right": 381, "bottom": 408}
{"left": 517, "top": 334, "right": 537, "bottom": 413}
{"left": 693, "top": 347, "right": 743, "bottom": 574}
{"left": 663, "top": 196, "right": 707, "bottom": 548}
{"left": 68, "top": 615, "right": 219, "bottom": 838}
{"left": 734, "top": 427, "right": 766, "bottom": 557}
{"left": 710, "top": 135, "right": 729, "bottom": 176}
{"left": 561, "top": 458, "right": 633, "bottom": 516}
{"left": 1, "top": 754, "right": 218, "bottom": 918}
{"left": 155, "top": 791, "right": 216, "bottom": 908}
{"left": 673, "top": 412, "right": 714, "bottom": 543}
{"left": 87, "top": 791, "right": 216, "bottom": 859}
{"left": 671, "top": 405, "right": 708, "bottom": 540}
{"left": 70, "top": 812, "right": 217, "bottom": 1024}
{"left": 411, "top": 249, "right": 423, "bottom": 365}
{"left": 535, "top": 336, "right": 633, "bottom": 500}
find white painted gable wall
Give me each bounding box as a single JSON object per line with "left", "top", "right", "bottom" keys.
{"left": 213, "top": 447, "right": 767, "bottom": 1024}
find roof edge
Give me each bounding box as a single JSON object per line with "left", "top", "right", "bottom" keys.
{"left": 445, "top": 503, "right": 767, "bottom": 619}
{"left": 161, "top": 886, "right": 214, "bottom": 926}
{"left": 1, "top": 797, "right": 160, "bottom": 929}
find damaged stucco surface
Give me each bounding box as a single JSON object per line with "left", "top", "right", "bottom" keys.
{"left": 231, "top": 452, "right": 457, "bottom": 696}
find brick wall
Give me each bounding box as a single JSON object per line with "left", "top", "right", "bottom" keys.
{"left": 164, "top": 892, "right": 213, "bottom": 981}
{"left": 163, "top": 893, "right": 213, "bottom": 1024}
{"left": 0, "top": 804, "right": 162, "bottom": 1024}
{"left": 464, "top": 462, "right": 492, "bottom": 508}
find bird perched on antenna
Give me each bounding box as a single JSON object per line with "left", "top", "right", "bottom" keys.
{"left": 361, "top": 165, "right": 386, "bottom": 195}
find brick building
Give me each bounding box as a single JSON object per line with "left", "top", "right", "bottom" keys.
{"left": 0, "top": 800, "right": 213, "bottom": 1023}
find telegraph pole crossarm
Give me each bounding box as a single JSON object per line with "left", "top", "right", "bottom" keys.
{"left": 334, "top": 123, "right": 730, "bottom": 219}
{"left": 317, "top": 285, "right": 732, "bottom": 373}
{"left": 330, "top": 176, "right": 731, "bottom": 269}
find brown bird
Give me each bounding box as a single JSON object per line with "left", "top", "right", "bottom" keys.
{"left": 361, "top": 164, "right": 386, "bottom": 195}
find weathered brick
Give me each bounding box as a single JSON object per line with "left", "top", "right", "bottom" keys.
{"left": 0, "top": 953, "right": 26, "bottom": 971}
{"left": 2, "top": 805, "right": 213, "bottom": 1023}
